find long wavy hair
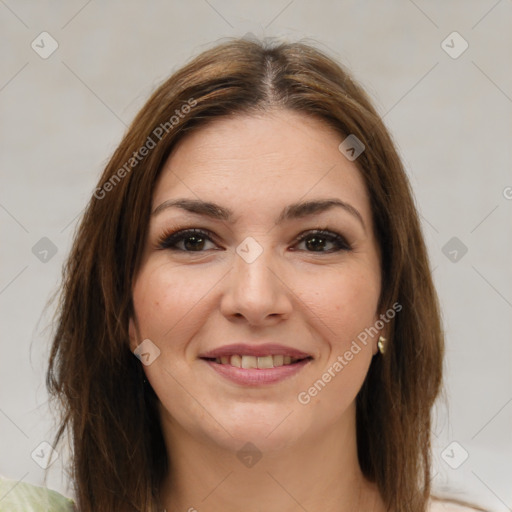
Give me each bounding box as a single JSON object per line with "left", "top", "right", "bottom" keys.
{"left": 47, "top": 36, "right": 444, "bottom": 511}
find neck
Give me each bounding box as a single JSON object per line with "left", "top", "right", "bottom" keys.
{"left": 159, "top": 404, "right": 385, "bottom": 512}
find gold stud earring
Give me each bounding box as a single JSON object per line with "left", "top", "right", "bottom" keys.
{"left": 378, "top": 336, "right": 387, "bottom": 355}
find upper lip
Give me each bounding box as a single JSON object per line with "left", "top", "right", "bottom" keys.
{"left": 199, "top": 343, "right": 313, "bottom": 359}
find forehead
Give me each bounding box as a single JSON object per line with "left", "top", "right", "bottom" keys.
{"left": 153, "top": 110, "right": 371, "bottom": 223}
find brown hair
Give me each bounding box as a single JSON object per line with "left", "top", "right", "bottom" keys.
{"left": 47, "top": 36, "right": 444, "bottom": 511}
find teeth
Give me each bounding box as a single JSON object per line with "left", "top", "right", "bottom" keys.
{"left": 257, "top": 355, "right": 274, "bottom": 369}
{"left": 273, "top": 355, "right": 284, "bottom": 366}
{"left": 241, "top": 355, "right": 258, "bottom": 369}
{"left": 230, "top": 355, "right": 242, "bottom": 368}
{"left": 213, "top": 354, "right": 307, "bottom": 368}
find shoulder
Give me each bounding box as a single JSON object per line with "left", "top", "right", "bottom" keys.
{"left": 428, "top": 497, "right": 488, "bottom": 512}
{"left": 0, "top": 475, "right": 75, "bottom": 511}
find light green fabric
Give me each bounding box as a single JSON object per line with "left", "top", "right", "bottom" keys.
{"left": 0, "top": 475, "right": 75, "bottom": 512}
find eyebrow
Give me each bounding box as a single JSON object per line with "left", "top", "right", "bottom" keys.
{"left": 152, "top": 198, "right": 366, "bottom": 231}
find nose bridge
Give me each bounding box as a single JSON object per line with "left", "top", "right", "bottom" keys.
{"left": 235, "top": 241, "right": 274, "bottom": 290}
{"left": 234, "top": 235, "right": 278, "bottom": 297}
{"left": 221, "top": 235, "right": 291, "bottom": 323}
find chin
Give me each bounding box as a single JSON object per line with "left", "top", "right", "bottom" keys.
{"left": 214, "top": 403, "right": 314, "bottom": 451}
{"left": 170, "top": 400, "right": 310, "bottom": 454}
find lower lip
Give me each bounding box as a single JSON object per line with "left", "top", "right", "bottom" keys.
{"left": 201, "top": 358, "right": 311, "bottom": 386}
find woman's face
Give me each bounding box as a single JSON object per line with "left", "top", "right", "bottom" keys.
{"left": 129, "top": 109, "right": 383, "bottom": 452}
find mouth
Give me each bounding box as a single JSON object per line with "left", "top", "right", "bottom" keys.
{"left": 200, "top": 354, "right": 313, "bottom": 368}
{"left": 199, "top": 344, "right": 314, "bottom": 385}
{"left": 198, "top": 343, "right": 314, "bottom": 385}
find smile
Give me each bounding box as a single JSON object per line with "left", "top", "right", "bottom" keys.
{"left": 200, "top": 356, "right": 313, "bottom": 386}
{"left": 203, "top": 354, "right": 312, "bottom": 368}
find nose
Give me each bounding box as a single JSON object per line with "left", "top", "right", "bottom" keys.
{"left": 220, "top": 244, "right": 293, "bottom": 326}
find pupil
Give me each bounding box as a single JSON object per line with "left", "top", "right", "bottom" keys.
{"left": 306, "top": 236, "right": 326, "bottom": 251}
{"left": 185, "top": 235, "right": 204, "bottom": 251}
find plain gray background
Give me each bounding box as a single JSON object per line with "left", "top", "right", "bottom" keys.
{"left": 1, "top": 1, "right": 511, "bottom": 509}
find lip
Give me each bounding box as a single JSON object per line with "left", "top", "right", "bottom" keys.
{"left": 202, "top": 358, "right": 312, "bottom": 386}
{"left": 198, "top": 343, "right": 313, "bottom": 359}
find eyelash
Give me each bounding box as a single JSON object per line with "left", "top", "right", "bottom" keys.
{"left": 156, "top": 227, "right": 352, "bottom": 254}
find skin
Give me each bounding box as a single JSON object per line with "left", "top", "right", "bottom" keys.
{"left": 129, "top": 109, "right": 388, "bottom": 512}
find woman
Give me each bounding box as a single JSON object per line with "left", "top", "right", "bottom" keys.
{"left": 40, "top": 37, "right": 484, "bottom": 511}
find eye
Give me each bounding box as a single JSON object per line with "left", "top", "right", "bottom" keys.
{"left": 157, "top": 228, "right": 217, "bottom": 252}
{"left": 293, "top": 229, "right": 351, "bottom": 253}
{"left": 157, "top": 228, "right": 352, "bottom": 254}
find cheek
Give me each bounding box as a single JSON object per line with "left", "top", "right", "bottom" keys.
{"left": 295, "top": 273, "right": 378, "bottom": 422}
{"left": 298, "top": 263, "right": 381, "bottom": 347}
{"left": 130, "top": 262, "right": 212, "bottom": 403}
{"left": 131, "top": 261, "right": 215, "bottom": 343}
{"left": 293, "top": 262, "right": 379, "bottom": 413}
